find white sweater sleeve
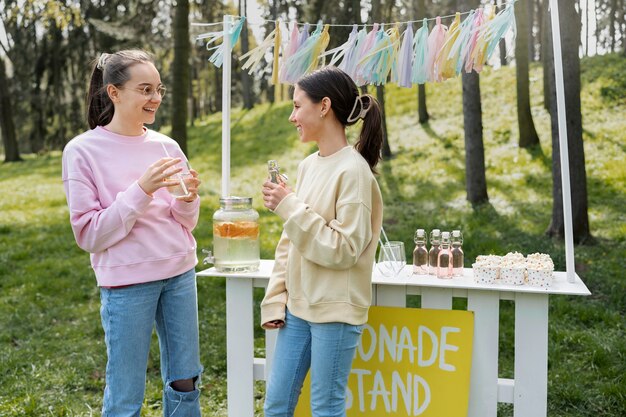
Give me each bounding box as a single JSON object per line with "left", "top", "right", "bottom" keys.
{"left": 260, "top": 230, "right": 290, "bottom": 325}
{"left": 273, "top": 192, "right": 373, "bottom": 271}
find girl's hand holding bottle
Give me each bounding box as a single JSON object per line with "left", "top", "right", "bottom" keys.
{"left": 262, "top": 180, "right": 292, "bottom": 211}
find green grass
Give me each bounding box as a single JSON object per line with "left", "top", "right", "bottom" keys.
{"left": 1, "top": 54, "right": 625, "bottom": 416}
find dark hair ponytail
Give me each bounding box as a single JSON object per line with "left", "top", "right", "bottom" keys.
{"left": 86, "top": 63, "right": 114, "bottom": 129}
{"left": 296, "top": 66, "right": 384, "bottom": 173}
{"left": 86, "top": 50, "right": 155, "bottom": 129}
{"left": 353, "top": 94, "right": 383, "bottom": 173}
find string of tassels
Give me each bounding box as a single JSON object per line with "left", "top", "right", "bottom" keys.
{"left": 196, "top": 2, "right": 516, "bottom": 86}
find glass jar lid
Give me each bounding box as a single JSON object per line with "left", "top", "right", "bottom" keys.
{"left": 220, "top": 196, "right": 253, "bottom": 209}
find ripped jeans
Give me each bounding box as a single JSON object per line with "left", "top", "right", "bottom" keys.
{"left": 100, "top": 268, "right": 203, "bottom": 417}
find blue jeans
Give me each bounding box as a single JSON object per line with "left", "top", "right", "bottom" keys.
{"left": 99, "top": 268, "right": 202, "bottom": 417}
{"left": 264, "top": 309, "right": 363, "bottom": 417}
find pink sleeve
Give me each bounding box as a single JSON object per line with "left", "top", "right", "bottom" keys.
{"left": 63, "top": 178, "right": 152, "bottom": 253}
{"left": 62, "top": 148, "right": 152, "bottom": 253}
{"left": 170, "top": 197, "right": 200, "bottom": 231}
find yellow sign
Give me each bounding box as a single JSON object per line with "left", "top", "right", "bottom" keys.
{"left": 294, "top": 306, "right": 474, "bottom": 416}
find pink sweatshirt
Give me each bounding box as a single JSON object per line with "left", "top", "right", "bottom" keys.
{"left": 62, "top": 126, "right": 199, "bottom": 287}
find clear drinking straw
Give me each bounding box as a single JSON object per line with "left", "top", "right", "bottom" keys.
{"left": 379, "top": 226, "right": 401, "bottom": 276}
{"left": 160, "top": 143, "right": 189, "bottom": 196}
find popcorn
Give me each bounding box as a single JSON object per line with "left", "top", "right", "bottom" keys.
{"left": 472, "top": 252, "right": 554, "bottom": 287}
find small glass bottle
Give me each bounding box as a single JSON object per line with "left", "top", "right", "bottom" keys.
{"left": 412, "top": 229, "right": 429, "bottom": 275}
{"left": 437, "top": 231, "right": 453, "bottom": 279}
{"left": 451, "top": 230, "right": 464, "bottom": 277}
{"left": 428, "top": 229, "right": 441, "bottom": 275}
{"left": 268, "top": 160, "right": 281, "bottom": 184}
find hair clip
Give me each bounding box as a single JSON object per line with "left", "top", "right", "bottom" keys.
{"left": 97, "top": 53, "right": 110, "bottom": 71}
{"left": 347, "top": 95, "right": 372, "bottom": 123}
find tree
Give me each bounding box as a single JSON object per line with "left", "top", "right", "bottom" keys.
{"left": 415, "top": 0, "right": 429, "bottom": 124}
{"left": 544, "top": 0, "right": 591, "bottom": 243}
{"left": 171, "top": 0, "right": 191, "bottom": 154}
{"left": 462, "top": 0, "right": 488, "bottom": 206}
{"left": 0, "top": 58, "right": 21, "bottom": 162}
{"left": 371, "top": 0, "right": 391, "bottom": 159}
{"left": 239, "top": 0, "right": 254, "bottom": 109}
{"left": 515, "top": 0, "right": 540, "bottom": 148}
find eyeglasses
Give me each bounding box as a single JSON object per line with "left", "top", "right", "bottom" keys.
{"left": 120, "top": 84, "right": 167, "bottom": 99}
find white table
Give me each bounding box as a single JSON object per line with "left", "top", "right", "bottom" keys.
{"left": 198, "top": 260, "right": 590, "bottom": 417}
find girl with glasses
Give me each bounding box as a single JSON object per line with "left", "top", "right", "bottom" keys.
{"left": 62, "top": 49, "right": 203, "bottom": 416}
{"left": 260, "top": 66, "right": 384, "bottom": 416}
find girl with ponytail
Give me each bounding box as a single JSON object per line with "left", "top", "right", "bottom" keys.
{"left": 260, "top": 66, "right": 384, "bottom": 416}
{"left": 62, "top": 50, "right": 203, "bottom": 416}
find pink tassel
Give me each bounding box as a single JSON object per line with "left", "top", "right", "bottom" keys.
{"left": 426, "top": 16, "right": 447, "bottom": 82}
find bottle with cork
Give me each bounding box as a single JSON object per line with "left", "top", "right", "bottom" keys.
{"left": 451, "top": 230, "right": 464, "bottom": 277}
{"left": 428, "top": 229, "right": 441, "bottom": 275}
{"left": 412, "top": 229, "right": 428, "bottom": 275}
{"left": 437, "top": 231, "right": 453, "bottom": 279}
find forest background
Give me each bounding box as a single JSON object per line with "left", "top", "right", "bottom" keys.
{"left": 0, "top": 0, "right": 625, "bottom": 416}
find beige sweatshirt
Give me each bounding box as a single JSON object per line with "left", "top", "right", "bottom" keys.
{"left": 261, "top": 146, "right": 383, "bottom": 326}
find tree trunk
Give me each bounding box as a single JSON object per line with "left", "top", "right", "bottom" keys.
{"left": 527, "top": 0, "right": 536, "bottom": 61}
{"left": 371, "top": 0, "right": 390, "bottom": 159}
{"left": 376, "top": 85, "right": 392, "bottom": 159}
{"left": 462, "top": 70, "right": 488, "bottom": 206}
{"left": 536, "top": 0, "right": 544, "bottom": 61}
{"left": 542, "top": 0, "right": 551, "bottom": 110}
{"left": 515, "top": 0, "right": 540, "bottom": 148}
{"left": 30, "top": 26, "right": 45, "bottom": 154}
{"left": 609, "top": 0, "right": 617, "bottom": 53}
{"left": 497, "top": 0, "right": 508, "bottom": 66}
{"left": 416, "top": 0, "right": 429, "bottom": 123}
{"left": 545, "top": 0, "right": 591, "bottom": 243}
{"left": 418, "top": 85, "right": 429, "bottom": 123}
{"left": 0, "top": 59, "right": 21, "bottom": 163}
{"left": 239, "top": 0, "right": 254, "bottom": 109}
{"left": 214, "top": 66, "right": 222, "bottom": 112}
{"left": 581, "top": 0, "right": 589, "bottom": 56}
{"left": 171, "top": 0, "right": 190, "bottom": 154}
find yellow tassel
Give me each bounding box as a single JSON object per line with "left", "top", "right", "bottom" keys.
{"left": 436, "top": 12, "right": 461, "bottom": 80}
{"left": 271, "top": 21, "right": 281, "bottom": 85}
{"left": 309, "top": 24, "right": 330, "bottom": 72}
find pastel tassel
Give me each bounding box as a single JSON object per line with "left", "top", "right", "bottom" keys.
{"left": 359, "top": 25, "right": 389, "bottom": 85}
{"left": 279, "top": 23, "right": 301, "bottom": 81}
{"left": 384, "top": 25, "right": 402, "bottom": 85}
{"left": 310, "top": 24, "right": 330, "bottom": 69}
{"left": 272, "top": 21, "right": 282, "bottom": 85}
{"left": 198, "top": 16, "right": 246, "bottom": 68}
{"left": 435, "top": 12, "right": 461, "bottom": 80}
{"left": 463, "top": 8, "right": 484, "bottom": 73}
{"left": 484, "top": 3, "right": 517, "bottom": 60}
{"left": 280, "top": 22, "right": 329, "bottom": 84}
{"left": 340, "top": 26, "right": 367, "bottom": 81}
{"left": 354, "top": 23, "right": 380, "bottom": 85}
{"left": 448, "top": 9, "right": 476, "bottom": 75}
{"left": 470, "top": 6, "right": 495, "bottom": 72}
{"left": 395, "top": 23, "right": 414, "bottom": 88}
{"left": 322, "top": 24, "right": 358, "bottom": 67}
{"left": 240, "top": 21, "right": 279, "bottom": 75}
{"left": 298, "top": 23, "right": 310, "bottom": 47}
{"left": 426, "top": 17, "right": 447, "bottom": 82}
{"left": 411, "top": 18, "right": 430, "bottom": 85}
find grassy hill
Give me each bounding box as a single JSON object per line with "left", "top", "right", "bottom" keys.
{"left": 0, "top": 54, "right": 624, "bottom": 416}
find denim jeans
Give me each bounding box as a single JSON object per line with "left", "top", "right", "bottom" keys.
{"left": 99, "top": 268, "right": 202, "bottom": 417}
{"left": 264, "top": 309, "right": 363, "bottom": 417}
